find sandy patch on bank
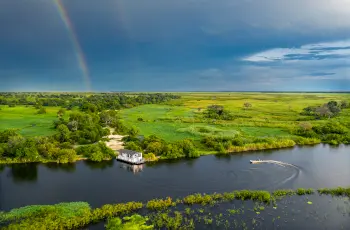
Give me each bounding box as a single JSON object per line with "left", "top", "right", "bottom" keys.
{"left": 105, "top": 128, "right": 125, "bottom": 151}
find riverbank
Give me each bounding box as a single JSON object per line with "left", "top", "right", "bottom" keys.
{"left": 0, "top": 141, "right": 344, "bottom": 165}
{"left": 1, "top": 186, "right": 349, "bottom": 229}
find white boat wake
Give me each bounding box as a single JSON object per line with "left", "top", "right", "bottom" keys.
{"left": 250, "top": 160, "right": 299, "bottom": 169}
{"left": 250, "top": 159, "right": 302, "bottom": 189}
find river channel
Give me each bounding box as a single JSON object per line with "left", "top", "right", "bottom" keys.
{"left": 0, "top": 144, "right": 349, "bottom": 211}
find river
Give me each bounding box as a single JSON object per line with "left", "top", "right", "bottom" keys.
{"left": 0, "top": 144, "right": 349, "bottom": 211}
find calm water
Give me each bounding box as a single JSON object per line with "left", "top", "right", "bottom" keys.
{"left": 0, "top": 144, "right": 349, "bottom": 211}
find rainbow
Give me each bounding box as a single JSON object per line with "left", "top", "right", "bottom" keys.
{"left": 53, "top": 0, "right": 91, "bottom": 91}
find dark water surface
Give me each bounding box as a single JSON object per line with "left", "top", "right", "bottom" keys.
{"left": 1, "top": 144, "right": 349, "bottom": 211}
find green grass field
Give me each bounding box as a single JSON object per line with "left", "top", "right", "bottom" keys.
{"left": 1, "top": 93, "right": 350, "bottom": 141}
{"left": 0, "top": 106, "right": 68, "bottom": 137}
{"left": 120, "top": 93, "right": 350, "bottom": 142}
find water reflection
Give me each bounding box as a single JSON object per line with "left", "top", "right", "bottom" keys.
{"left": 0, "top": 164, "right": 5, "bottom": 172}
{"left": 46, "top": 163, "right": 76, "bottom": 172}
{"left": 9, "top": 164, "right": 37, "bottom": 183}
{"left": 119, "top": 162, "right": 144, "bottom": 174}
{"left": 84, "top": 160, "right": 114, "bottom": 170}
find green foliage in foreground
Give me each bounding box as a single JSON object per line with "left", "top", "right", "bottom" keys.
{"left": 105, "top": 215, "right": 153, "bottom": 230}
{"left": 1, "top": 187, "right": 350, "bottom": 229}
{"left": 0, "top": 202, "right": 91, "bottom": 230}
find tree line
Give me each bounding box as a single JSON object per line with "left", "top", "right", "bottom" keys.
{"left": 0, "top": 92, "right": 180, "bottom": 110}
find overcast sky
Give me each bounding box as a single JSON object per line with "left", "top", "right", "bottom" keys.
{"left": 0, "top": 0, "right": 350, "bottom": 91}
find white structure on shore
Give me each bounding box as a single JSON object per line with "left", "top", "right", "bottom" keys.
{"left": 117, "top": 149, "right": 144, "bottom": 165}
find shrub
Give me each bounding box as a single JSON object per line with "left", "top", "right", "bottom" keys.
{"left": 143, "top": 153, "right": 158, "bottom": 162}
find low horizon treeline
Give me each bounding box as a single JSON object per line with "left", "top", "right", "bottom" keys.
{"left": 0, "top": 92, "right": 180, "bottom": 111}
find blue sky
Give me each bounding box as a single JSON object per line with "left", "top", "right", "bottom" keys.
{"left": 0, "top": 0, "right": 350, "bottom": 91}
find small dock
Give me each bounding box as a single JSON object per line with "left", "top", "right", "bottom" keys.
{"left": 117, "top": 149, "right": 145, "bottom": 165}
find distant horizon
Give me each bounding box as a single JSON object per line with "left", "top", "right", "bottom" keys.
{"left": 1, "top": 90, "right": 350, "bottom": 93}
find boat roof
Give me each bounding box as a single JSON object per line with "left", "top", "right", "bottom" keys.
{"left": 118, "top": 149, "right": 141, "bottom": 155}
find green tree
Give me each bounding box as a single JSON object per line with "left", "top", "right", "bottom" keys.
{"left": 55, "top": 149, "right": 77, "bottom": 163}
{"left": 56, "top": 124, "right": 71, "bottom": 143}
{"left": 299, "top": 122, "right": 313, "bottom": 131}
{"left": 57, "top": 108, "right": 66, "bottom": 118}
{"left": 340, "top": 100, "right": 349, "bottom": 109}
{"left": 181, "top": 139, "right": 199, "bottom": 158}
{"left": 37, "top": 107, "right": 47, "bottom": 114}
{"left": 128, "top": 126, "right": 140, "bottom": 138}
{"left": 6, "top": 135, "right": 26, "bottom": 157}
{"left": 145, "top": 141, "right": 164, "bottom": 156}
{"left": 0, "top": 129, "right": 20, "bottom": 143}
{"left": 243, "top": 102, "right": 252, "bottom": 110}
{"left": 124, "top": 141, "right": 142, "bottom": 152}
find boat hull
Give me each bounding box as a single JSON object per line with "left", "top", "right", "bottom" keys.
{"left": 116, "top": 157, "right": 145, "bottom": 165}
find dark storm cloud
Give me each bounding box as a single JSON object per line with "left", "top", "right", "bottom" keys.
{"left": 0, "top": 0, "right": 350, "bottom": 91}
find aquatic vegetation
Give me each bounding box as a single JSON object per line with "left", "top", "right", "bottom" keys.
{"left": 183, "top": 193, "right": 215, "bottom": 205}
{"left": 146, "top": 197, "right": 176, "bottom": 210}
{"left": 2, "top": 186, "right": 350, "bottom": 229}
{"left": 222, "top": 192, "right": 235, "bottom": 201}
{"left": 227, "top": 208, "right": 242, "bottom": 215}
{"left": 0, "top": 202, "right": 92, "bottom": 230}
{"left": 148, "top": 211, "right": 188, "bottom": 230}
{"left": 203, "top": 216, "right": 213, "bottom": 224}
{"left": 105, "top": 214, "right": 153, "bottom": 230}
{"left": 91, "top": 202, "right": 143, "bottom": 222}
{"left": 273, "top": 189, "right": 296, "bottom": 197}
{"left": 184, "top": 208, "right": 192, "bottom": 215}
{"left": 317, "top": 187, "right": 350, "bottom": 197}
{"left": 234, "top": 190, "right": 271, "bottom": 203}
{"left": 296, "top": 188, "right": 315, "bottom": 195}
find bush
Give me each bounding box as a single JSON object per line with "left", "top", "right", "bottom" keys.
{"left": 37, "top": 107, "right": 46, "bottom": 114}
{"left": 55, "top": 149, "right": 77, "bottom": 163}
{"left": 124, "top": 141, "right": 143, "bottom": 152}
{"left": 143, "top": 153, "right": 158, "bottom": 162}
{"left": 76, "top": 143, "right": 115, "bottom": 162}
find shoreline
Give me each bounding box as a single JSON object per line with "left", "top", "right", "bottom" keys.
{"left": 0, "top": 142, "right": 341, "bottom": 165}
